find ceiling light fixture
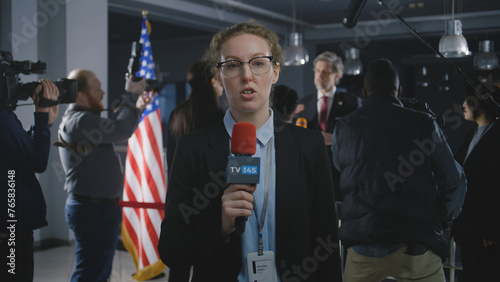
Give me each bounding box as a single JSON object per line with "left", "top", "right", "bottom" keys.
{"left": 343, "top": 47, "right": 363, "bottom": 75}
{"left": 283, "top": 0, "right": 309, "bottom": 66}
{"left": 474, "top": 40, "right": 499, "bottom": 70}
{"left": 438, "top": 0, "right": 471, "bottom": 58}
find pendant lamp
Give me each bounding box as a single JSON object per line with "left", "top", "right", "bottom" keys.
{"left": 438, "top": 0, "right": 471, "bottom": 58}
{"left": 283, "top": 0, "right": 309, "bottom": 66}
{"left": 343, "top": 48, "right": 363, "bottom": 76}
{"left": 474, "top": 40, "right": 499, "bottom": 70}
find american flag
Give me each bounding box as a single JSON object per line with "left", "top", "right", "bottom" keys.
{"left": 121, "top": 15, "right": 167, "bottom": 281}
{"left": 136, "top": 17, "right": 155, "bottom": 80}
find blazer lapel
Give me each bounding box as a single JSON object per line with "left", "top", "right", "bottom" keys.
{"left": 206, "top": 122, "right": 230, "bottom": 182}
{"left": 274, "top": 119, "right": 300, "bottom": 225}
{"left": 455, "top": 130, "right": 474, "bottom": 166}
{"left": 463, "top": 122, "right": 499, "bottom": 168}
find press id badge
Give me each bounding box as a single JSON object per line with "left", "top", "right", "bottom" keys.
{"left": 246, "top": 251, "right": 278, "bottom": 282}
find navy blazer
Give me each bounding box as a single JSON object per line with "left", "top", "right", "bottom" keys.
{"left": 158, "top": 117, "right": 342, "bottom": 281}
{"left": 0, "top": 110, "right": 50, "bottom": 234}
{"left": 453, "top": 120, "right": 500, "bottom": 245}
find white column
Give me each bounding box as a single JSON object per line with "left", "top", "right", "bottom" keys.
{"left": 41, "top": 0, "right": 109, "bottom": 243}
{"left": 65, "top": 0, "right": 108, "bottom": 108}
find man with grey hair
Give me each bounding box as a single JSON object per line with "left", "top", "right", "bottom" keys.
{"left": 296, "top": 51, "right": 361, "bottom": 201}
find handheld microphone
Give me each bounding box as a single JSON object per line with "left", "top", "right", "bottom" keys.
{"left": 342, "top": 0, "right": 367, "bottom": 28}
{"left": 227, "top": 122, "right": 260, "bottom": 235}
{"left": 295, "top": 117, "right": 307, "bottom": 128}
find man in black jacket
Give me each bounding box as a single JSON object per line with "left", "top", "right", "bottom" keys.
{"left": 332, "top": 59, "right": 467, "bottom": 282}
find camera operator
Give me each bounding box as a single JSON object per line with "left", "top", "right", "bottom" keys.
{"left": 0, "top": 79, "right": 60, "bottom": 281}
{"left": 57, "top": 69, "right": 153, "bottom": 282}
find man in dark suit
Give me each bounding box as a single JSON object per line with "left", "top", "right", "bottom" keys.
{"left": 298, "top": 51, "right": 361, "bottom": 135}
{"left": 453, "top": 86, "right": 500, "bottom": 282}
{"left": 297, "top": 51, "right": 361, "bottom": 201}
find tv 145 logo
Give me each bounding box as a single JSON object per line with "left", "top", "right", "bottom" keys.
{"left": 226, "top": 156, "right": 260, "bottom": 184}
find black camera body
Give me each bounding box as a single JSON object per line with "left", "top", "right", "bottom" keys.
{"left": 0, "top": 50, "right": 77, "bottom": 110}
{"left": 126, "top": 41, "right": 159, "bottom": 92}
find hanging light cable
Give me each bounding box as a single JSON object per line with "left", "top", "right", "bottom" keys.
{"left": 283, "top": 0, "right": 309, "bottom": 66}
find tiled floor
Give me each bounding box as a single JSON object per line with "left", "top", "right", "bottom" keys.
{"left": 33, "top": 245, "right": 169, "bottom": 282}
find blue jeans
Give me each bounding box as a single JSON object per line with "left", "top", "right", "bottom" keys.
{"left": 65, "top": 196, "right": 121, "bottom": 282}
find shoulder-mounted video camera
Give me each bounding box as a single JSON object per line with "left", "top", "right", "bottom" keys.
{"left": 0, "top": 50, "right": 77, "bottom": 110}
{"left": 400, "top": 97, "right": 445, "bottom": 128}
{"left": 125, "top": 41, "right": 159, "bottom": 92}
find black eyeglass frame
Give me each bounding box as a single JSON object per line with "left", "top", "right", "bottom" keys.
{"left": 216, "top": 56, "right": 275, "bottom": 77}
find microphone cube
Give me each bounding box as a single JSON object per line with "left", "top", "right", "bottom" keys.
{"left": 226, "top": 156, "right": 260, "bottom": 184}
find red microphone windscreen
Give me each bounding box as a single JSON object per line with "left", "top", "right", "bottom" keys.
{"left": 231, "top": 122, "right": 257, "bottom": 155}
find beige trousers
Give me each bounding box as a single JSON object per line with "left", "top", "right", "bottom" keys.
{"left": 343, "top": 245, "right": 445, "bottom": 282}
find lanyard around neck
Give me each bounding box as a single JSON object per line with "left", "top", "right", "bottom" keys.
{"left": 252, "top": 136, "right": 273, "bottom": 255}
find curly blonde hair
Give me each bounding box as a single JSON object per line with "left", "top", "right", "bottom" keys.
{"left": 203, "top": 21, "right": 283, "bottom": 70}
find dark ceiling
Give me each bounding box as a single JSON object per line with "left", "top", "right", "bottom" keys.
{"left": 108, "top": 0, "right": 500, "bottom": 63}
{"left": 108, "top": 12, "right": 214, "bottom": 45}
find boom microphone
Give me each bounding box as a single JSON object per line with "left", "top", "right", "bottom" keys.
{"left": 227, "top": 122, "right": 260, "bottom": 235}
{"left": 343, "top": 0, "right": 368, "bottom": 28}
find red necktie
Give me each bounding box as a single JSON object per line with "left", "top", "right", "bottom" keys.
{"left": 319, "top": 95, "right": 328, "bottom": 132}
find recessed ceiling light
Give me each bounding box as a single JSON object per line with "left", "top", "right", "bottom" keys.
{"left": 409, "top": 3, "right": 425, "bottom": 9}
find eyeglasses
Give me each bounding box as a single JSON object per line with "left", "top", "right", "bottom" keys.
{"left": 216, "top": 56, "right": 274, "bottom": 78}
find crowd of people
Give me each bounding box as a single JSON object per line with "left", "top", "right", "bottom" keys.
{"left": 1, "top": 19, "right": 499, "bottom": 282}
